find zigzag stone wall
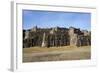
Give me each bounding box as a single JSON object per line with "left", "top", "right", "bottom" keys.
{"left": 23, "top": 27, "right": 91, "bottom": 48}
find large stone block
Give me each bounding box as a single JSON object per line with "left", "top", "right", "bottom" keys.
{"left": 70, "top": 34, "right": 78, "bottom": 46}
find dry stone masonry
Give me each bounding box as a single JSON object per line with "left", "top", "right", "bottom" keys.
{"left": 23, "top": 26, "right": 91, "bottom": 48}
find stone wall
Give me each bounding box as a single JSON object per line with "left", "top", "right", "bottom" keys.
{"left": 23, "top": 27, "right": 91, "bottom": 48}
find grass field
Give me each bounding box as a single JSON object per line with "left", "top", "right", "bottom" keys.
{"left": 23, "top": 46, "right": 91, "bottom": 62}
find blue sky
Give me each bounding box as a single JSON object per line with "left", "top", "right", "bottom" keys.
{"left": 23, "top": 10, "right": 91, "bottom": 31}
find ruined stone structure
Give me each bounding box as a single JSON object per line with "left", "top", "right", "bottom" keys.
{"left": 23, "top": 26, "right": 91, "bottom": 48}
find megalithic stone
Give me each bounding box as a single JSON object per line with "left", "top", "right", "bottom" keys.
{"left": 42, "top": 32, "right": 47, "bottom": 47}
{"left": 70, "top": 34, "right": 78, "bottom": 46}
{"left": 25, "top": 31, "right": 29, "bottom": 39}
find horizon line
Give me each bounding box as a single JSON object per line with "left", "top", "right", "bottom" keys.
{"left": 23, "top": 26, "right": 91, "bottom": 31}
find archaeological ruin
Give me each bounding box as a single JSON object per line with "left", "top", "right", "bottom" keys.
{"left": 23, "top": 26, "right": 91, "bottom": 48}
